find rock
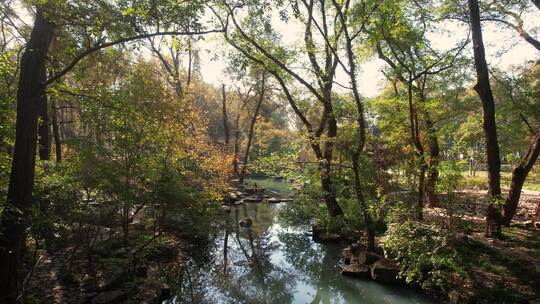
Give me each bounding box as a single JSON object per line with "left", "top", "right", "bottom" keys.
{"left": 267, "top": 197, "right": 280, "bottom": 203}
{"left": 221, "top": 205, "right": 232, "bottom": 212}
{"left": 342, "top": 264, "right": 371, "bottom": 278}
{"left": 239, "top": 217, "right": 253, "bottom": 227}
{"left": 159, "top": 284, "right": 171, "bottom": 301}
{"left": 314, "top": 233, "right": 341, "bottom": 243}
{"left": 370, "top": 259, "right": 401, "bottom": 285}
{"left": 360, "top": 251, "right": 382, "bottom": 265}
{"left": 90, "top": 290, "right": 127, "bottom": 304}
{"left": 525, "top": 220, "right": 535, "bottom": 229}
{"left": 535, "top": 222, "right": 540, "bottom": 229}
{"left": 343, "top": 247, "right": 352, "bottom": 265}
{"left": 246, "top": 187, "right": 265, "bottom": 195}
{"left": 243, "top": 195, "right": 262, "bottom": 203}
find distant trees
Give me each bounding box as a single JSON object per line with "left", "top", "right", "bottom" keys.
{"left": 218, "top": 0, "right": 348, "bottom": 217}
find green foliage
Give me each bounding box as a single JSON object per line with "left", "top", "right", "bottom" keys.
{"left": 382, "top": 202, "right": 464, "bottom": 292}
{"left": 0, "top": 49, "right": 17, "bottom": 200}
{"left": 436, "top": 160, "right": 463, "bottom": 193}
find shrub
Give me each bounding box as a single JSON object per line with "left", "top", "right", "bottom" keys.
{"left": 382, "top": 202, "right": 464, "bottom": 292}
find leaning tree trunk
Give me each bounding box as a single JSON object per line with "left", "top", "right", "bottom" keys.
{"left": 502, "top": 133, "right": 540, "bottom": 225}
{"left": 239, "top": 74, "right": 266, "bottom": 184}
{"left": 468, "top": 0, "right": 503, "bottom": 238}
{"left": 0, "top": 8, "right": 55, "bottom": 302}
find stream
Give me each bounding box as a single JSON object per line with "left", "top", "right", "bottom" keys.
{"left": 164, "top": 179, "right": 435, "bottom": 304}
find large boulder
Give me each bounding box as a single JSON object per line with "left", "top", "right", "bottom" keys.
{"left": 342, "top": 264, "right": 371, "bottom": 278}
{"left": 370, "top": 259, "right": 402, "bottom": 285}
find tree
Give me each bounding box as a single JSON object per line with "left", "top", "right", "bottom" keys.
{"left": 468, "top": 0, "right": 504, "bottom": 237}
{"left": 491, "top": 63, "right": 540, "bottom": 225}
{"left": 0, "top": 1, "right": 221, "bottom": 299}
{"left": 239, "top": 71, "right": 267, "bottom": 184}
{"left": 216, "top": 0, "right": 346, "bottom": 217}
{"left": 371, "top": 0, "right": 465, "bottom": 216}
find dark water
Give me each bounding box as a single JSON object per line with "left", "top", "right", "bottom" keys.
{"left": 164, "top": 182, "right": 435, "bottom": 304}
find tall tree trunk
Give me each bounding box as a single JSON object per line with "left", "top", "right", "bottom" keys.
{"left": 320, "top": 100, "right": 343, "bottom": 218}
{"left": 408, "top": 81, "right": 426, "bottom": 219}
{"left": 50, "top": 98, "right": 62, "bottom": 163}
{"left": 221, "top": 84, "right": 230, "bottom": 150}
{"left": 239, "top": 74, "right": 266, "bottom": 184}
{"left": 423, "top": 114, "right": 439, "bottom": 208}
{"left": 338, "top": 8, "right": 374, "bottom": 248}
{"left": 502, "top": 133, "right": 540, "bottom": 225}
{"left": 0, "top": 8, "right": 55, "bottom": 302}
{"left": 38, "top": 81, "right": 50, "bottom": 161}
{"left": 468, "top": 0, "right": 503, "bottom": 238}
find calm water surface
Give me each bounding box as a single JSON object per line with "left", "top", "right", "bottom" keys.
{"left": 164, "top": 180, "right": 435, "bottom": 304}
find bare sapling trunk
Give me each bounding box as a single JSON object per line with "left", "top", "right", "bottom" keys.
{"left": 221, "top": 84, "right": 230, "bottom": 150}
{"left": 38, "top": 78, "right": 50, "bottom": 161}
{"left": 50, "top": 98, "right": 62, "bottom": 162}
{"left": 232, "top": 113, "right": 241, "bottom": 177}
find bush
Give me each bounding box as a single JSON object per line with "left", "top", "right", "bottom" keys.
{"left": 382, "top": 202, "right": 464, "bottom": 292}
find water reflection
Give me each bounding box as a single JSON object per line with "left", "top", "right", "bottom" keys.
{"left": 165, "top": 203, "right": 433, "bottom": 304}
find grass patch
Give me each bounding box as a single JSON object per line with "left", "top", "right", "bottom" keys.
{"left": 461, "top": 170, "right": 540, "bottom": 191}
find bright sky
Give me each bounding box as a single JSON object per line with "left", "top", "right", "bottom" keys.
{"left": 10, "top": 2, "right": 539, "bottom": 98}
{"left": 198, "top": 10, "right": 539, "bottom": 98}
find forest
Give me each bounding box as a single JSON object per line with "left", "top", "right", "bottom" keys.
{"left": 0, "top": 0, "right": 539, "bottom": 303}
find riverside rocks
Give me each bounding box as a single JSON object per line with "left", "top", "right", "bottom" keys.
{"left": 342, "top": 264, "right": 371, "bottom": 278}
{"left": 222, "top": 185, "right": 291, "bottom": 206}
{"left": 341, "top": 245, "right": 402, "bottom": 285}
{"left": 370, "top": 259, "right": 401, "bottom": 285}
